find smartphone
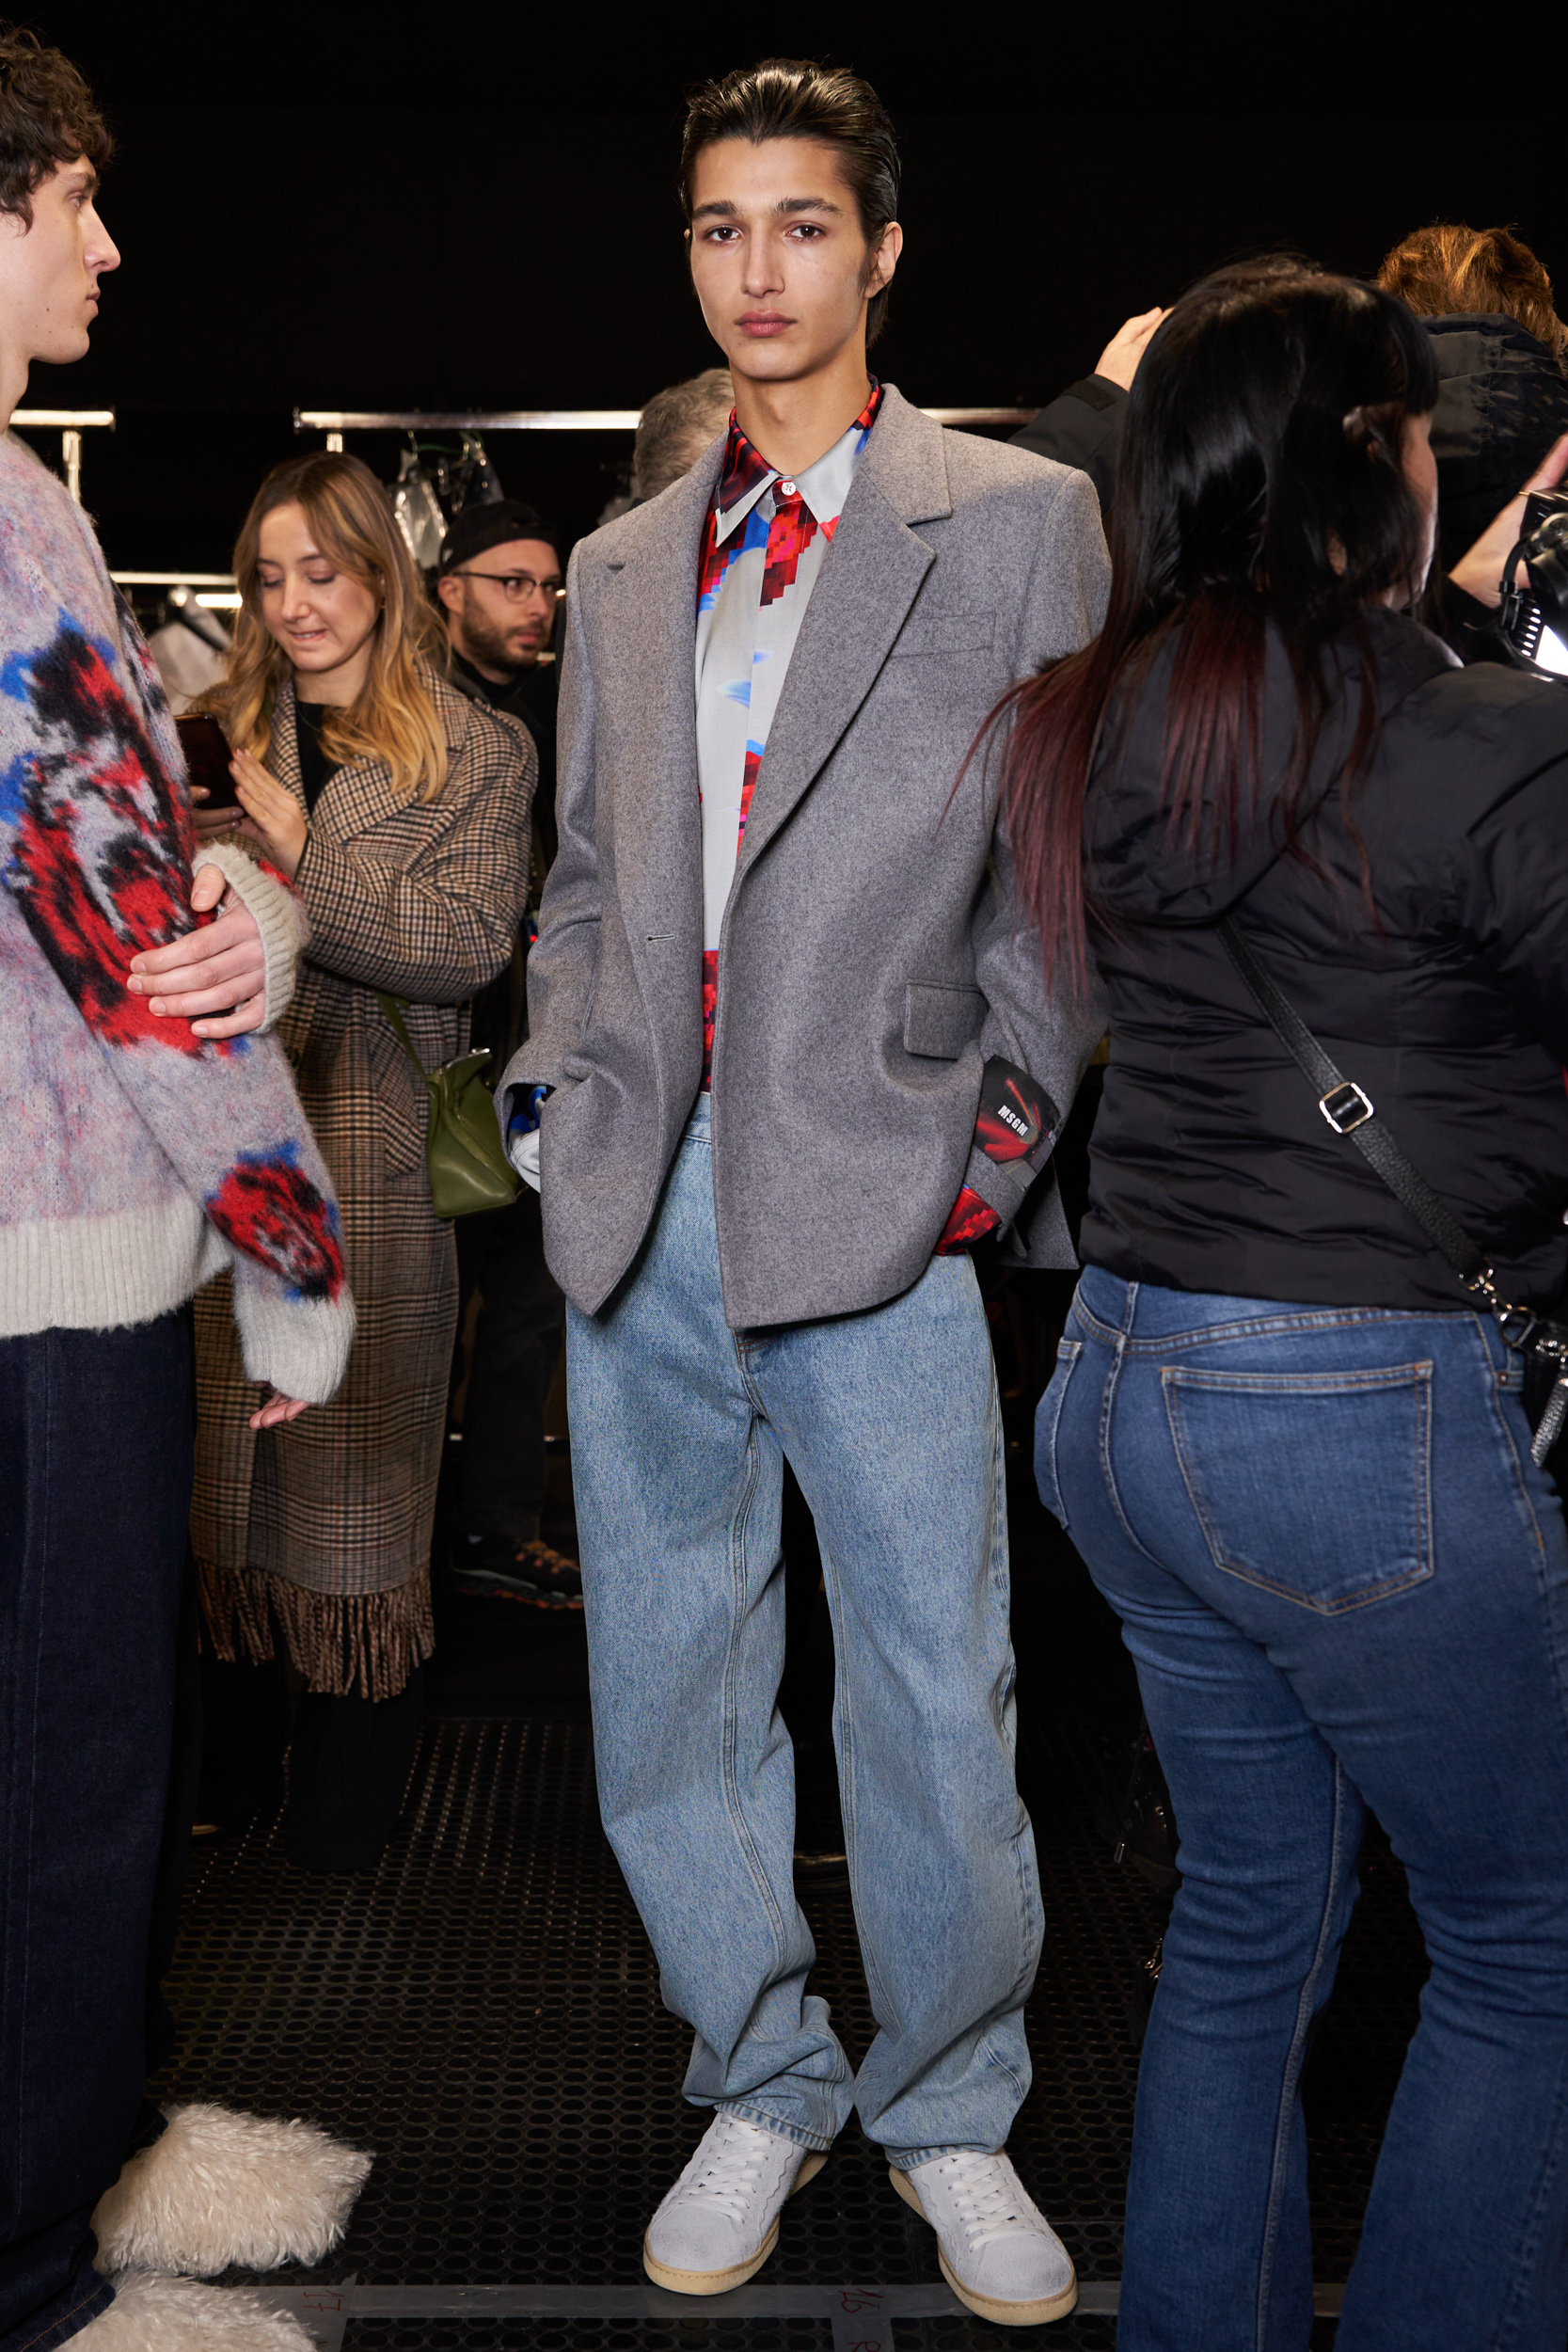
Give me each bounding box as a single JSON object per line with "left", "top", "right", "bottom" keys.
{"left": 177, "top": 712, "right": 240, "bottom": 810}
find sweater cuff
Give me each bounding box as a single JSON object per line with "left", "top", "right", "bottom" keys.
{"left": 230, "top": 1263, "right": 356, "bottom": 1404}
{"left": 193, "top": 838, "right": 309, "bottom": 1033}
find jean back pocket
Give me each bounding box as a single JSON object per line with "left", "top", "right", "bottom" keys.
{"left": 1162, "top": 1359, "right": 1434, "bottom": 1613}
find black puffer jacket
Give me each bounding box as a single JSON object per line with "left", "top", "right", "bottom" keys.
{"left": 1082, "top": 611, "right": 1568, "bottom": 1311}
{"left": 1425, "top": 312, "right": 1568, "bottom": 570}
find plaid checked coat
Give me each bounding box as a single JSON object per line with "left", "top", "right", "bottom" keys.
{"left": 193, "top": 666, "right": 534, "bottom": 1697}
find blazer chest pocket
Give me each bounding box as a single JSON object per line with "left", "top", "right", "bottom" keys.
{"left": 904, "top": 981, "right": 986, "bottom": 1059}
{"left": 889, "top": 609, "right": 995, "bottom": 658}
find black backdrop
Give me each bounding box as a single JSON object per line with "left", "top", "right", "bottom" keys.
{"left": 29, "top": 8, "right": 1562, "bottom": 570}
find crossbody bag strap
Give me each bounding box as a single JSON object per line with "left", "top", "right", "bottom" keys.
{"left": 376, "top": 990, "right": 429, "bottom": 1082}
{"left": 1214, "top": 914, "right": 1490, "bottom": 1287}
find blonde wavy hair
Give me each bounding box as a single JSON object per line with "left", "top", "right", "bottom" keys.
{"left": 202, "top": 451, "right": 449, "bottom": 802}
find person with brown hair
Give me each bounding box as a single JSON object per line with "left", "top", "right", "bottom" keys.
{"left": 1374, "top": 222, "right": 1568, "bottom": 571}
{"left": 0, "top": 28, "right": 375, "bottom": 2350}
{"left": 189, "top": 452, "right": 532, "bottom": 1874}
{"left": 500, "top": 55, "right": 1107, "bottom": 2321}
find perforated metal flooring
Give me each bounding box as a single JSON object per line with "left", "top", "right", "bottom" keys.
{"left": 151, "top": 1656, "right": 1421, "bottom": 2350}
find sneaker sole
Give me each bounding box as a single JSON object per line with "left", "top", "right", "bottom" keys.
{"left": 888, "top": 2166, "right": 1079, "bottom": 2326}
{"left": 642, "top": 2150, "right": 829, "bottom": 2295}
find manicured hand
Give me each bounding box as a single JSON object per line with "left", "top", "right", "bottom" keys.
{"left": 127, "top": 862, "right": 268, "bottom": 1037}
{"left": 1449, "top": 432, "right": 1568, "bottom": 608}
{"left": 249, "top": 1391, "right": 310, "bottom": 1430}
{"left": 1093, "top": 308, "right": 1167, "bottom": 391}
{"left": 230, "top": 745, "right": 309, "bottom": 880}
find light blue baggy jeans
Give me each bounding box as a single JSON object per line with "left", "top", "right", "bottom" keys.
{"left": 564, "top": 1095, "right": 1044, "bottom": 2163}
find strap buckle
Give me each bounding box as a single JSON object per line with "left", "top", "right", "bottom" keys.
{"left": 1319, "top": 1080, "right": 1373, "bottom": 1135}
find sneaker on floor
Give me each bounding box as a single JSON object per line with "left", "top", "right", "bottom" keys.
{"left": 452, "top": 1533, "right": 583, "bottom": 1610}
{"left": 644, "top": 2111, "right": 828, "bottom": 2294}
{"left": 891, "top": 2148, "right": 1077, "bottom": 2325}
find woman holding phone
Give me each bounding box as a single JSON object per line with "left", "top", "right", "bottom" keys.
{"left": 189, "top": 451, "right": 532, "bottom": 1871}
{"left": 1015, "top": 262, "right": 1568, "bottom": 2347}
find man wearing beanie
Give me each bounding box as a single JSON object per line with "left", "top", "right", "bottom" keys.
{"left": 438, "top": 498, "right": 563, "bottom": 850}
{"left": 436, "top": 501, "right": 579, "bottom": 1612}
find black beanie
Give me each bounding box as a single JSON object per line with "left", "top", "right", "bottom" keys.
{"left": 438, "top": 499, "right": 561, "bottom": 575}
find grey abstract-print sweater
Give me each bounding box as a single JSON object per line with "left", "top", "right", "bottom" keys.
{"left": 0, "top": 429, "right": 354, "bottom": 1400}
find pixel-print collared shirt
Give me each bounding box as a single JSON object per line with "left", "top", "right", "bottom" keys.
{"left": 694, "top": 381, "right": 882, "bottom": 1086}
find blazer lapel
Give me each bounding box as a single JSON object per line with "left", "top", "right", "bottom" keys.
{"left": 269, "top": 678, "right": 307, "bottom": 809}
{"left": 600, "top": 439, "right": 722, "bottom": 956}
{"left": 733, "top": 388, "right": 953, "bottom": 882}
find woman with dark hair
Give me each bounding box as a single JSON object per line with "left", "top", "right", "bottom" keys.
{"left": 1011, "top": 261, "right": 1568, "bottom": 2347}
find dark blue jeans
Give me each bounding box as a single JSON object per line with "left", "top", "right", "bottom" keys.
{"left": 0, "top": 1314, "right": 192, "bottom": 2350}
{"left": 1040, "top": 1268, "right": 1568, "bottom": 2352}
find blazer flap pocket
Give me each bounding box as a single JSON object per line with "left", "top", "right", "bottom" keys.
{"left": 904, "top": 981, "right": 986, "bottom": 1059}
{"left": 890, "top": 608, "right": 996, "bottom": 658}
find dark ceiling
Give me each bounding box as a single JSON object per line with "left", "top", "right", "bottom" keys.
{"left": 27, "top": 8, "right": 1557, "bottom": 569}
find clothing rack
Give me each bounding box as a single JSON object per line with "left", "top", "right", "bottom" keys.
{"left": 111, "top": 570, "right": 240, "bottom": 610}
{"left": 294, "top": 405, "right": 1032, "bottom": 448}
{"left": 12, "top": 407, "right": 114, "bottom": 501}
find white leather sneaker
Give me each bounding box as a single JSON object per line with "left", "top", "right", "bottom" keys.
{"left": 892, "top": 2149, "right": 1078, "bottom": 2325}
{"left": 644, "top": 2112, "right": 828, "bottom": 2294}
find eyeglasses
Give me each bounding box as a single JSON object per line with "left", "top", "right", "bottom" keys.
{"left": 449, "top": 568, "right": 565, "bottom": 605}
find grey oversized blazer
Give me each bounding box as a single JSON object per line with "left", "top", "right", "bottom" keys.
{"left": 500, "top": 385, "right": 1110, "bottom": 1329}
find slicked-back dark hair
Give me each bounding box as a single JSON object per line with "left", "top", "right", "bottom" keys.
{"left": 986, "top": 258, "right": 1441, "bottom": 990}
{"left": 679, "top": 59, "right": 899, "bottom": 348}
{"left": 0, "top": 25, "right": 111, "bottom": 224}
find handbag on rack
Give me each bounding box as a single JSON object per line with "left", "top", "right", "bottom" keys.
{"left": 388, "top": 446, "right": 447, "bottom": 572}
{"left": 376, "top": 993, "right": 518, "bottom": 1219}
{"left": 1216, "top": 915, "right": 1568, "bottom": 1470}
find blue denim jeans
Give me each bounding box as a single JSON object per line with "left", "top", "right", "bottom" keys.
{"left": 565, "top": 1096, "right": 1042, "bottom": 2162}
{"left": 1039, "top": 1266, "right": 1568, "bottom": 2352}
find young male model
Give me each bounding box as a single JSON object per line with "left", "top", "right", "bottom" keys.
{"left": 500, "top": 59, "right": 1108, "bottom": 2327}
{"left": 0, "top": 34, "right": 365, "bottom": 2349}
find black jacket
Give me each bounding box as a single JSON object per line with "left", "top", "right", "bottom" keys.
{"left": 1013, "top": 317, "right": 1568, "bottom": 584}
{"left": 1011, "top": 375, "right": 1125, "bottom": 515}
{"left": 1425, "top": 312, "right": 1568, "bottom": 572}
{"left": 1082, "top": 612, "right": 1568, "bottom": 1311}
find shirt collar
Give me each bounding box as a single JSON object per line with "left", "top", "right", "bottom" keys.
{"left": 711, "top": 379, "right": 883, "bottom": 547}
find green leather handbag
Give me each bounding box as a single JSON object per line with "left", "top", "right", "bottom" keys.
{"left": 376, "top": 993, "right": 518, "bottom": 1219}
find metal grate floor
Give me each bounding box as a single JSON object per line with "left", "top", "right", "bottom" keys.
{"left": 151, "top": 1674, "right": 1422, "bottom": 2349}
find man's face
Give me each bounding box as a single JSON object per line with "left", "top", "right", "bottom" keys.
{"left": 687, "top": 137, "right": 899, "bottom": 390}
{"left": 438, "top": 537, "right": 562, "bottom": 675}
{"left": 0, "top": 156, "right": 119, "bottom": 370}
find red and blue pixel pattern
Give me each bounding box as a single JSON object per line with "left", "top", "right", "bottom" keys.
{"left": 697, "top": 386, "right": 883, "bottom": 1082}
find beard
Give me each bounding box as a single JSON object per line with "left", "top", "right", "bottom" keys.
{"left": 455, "top": 595, "right": 539, "bottom": 675}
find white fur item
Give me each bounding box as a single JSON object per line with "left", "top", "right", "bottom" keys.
{"left": 73, "top": 2269, "right": 318, "bottom": 2349}
{"left": 90, "top": 2104, "right": 372, "bottom": 2279}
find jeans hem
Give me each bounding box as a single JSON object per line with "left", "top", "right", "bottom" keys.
{"left": 10, "top": 2272, "right": 115, "bottom": 2352}
{"left": 884, "top": 2140, "right": 1002, "bottom": 2172}
{"left": 717, "top": 2099, "right": 837, "bottom": 2154}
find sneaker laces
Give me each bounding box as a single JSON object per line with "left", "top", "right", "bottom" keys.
{"left": 672, "top": 2119, "right": 785, "bottom": 2225}
{"left": 933, "top": 2153, "right": 1038, "bottom": 2251}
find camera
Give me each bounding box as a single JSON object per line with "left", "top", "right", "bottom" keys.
{"left": 1497, "top": 491, "right": 1568, "bottom": 677}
